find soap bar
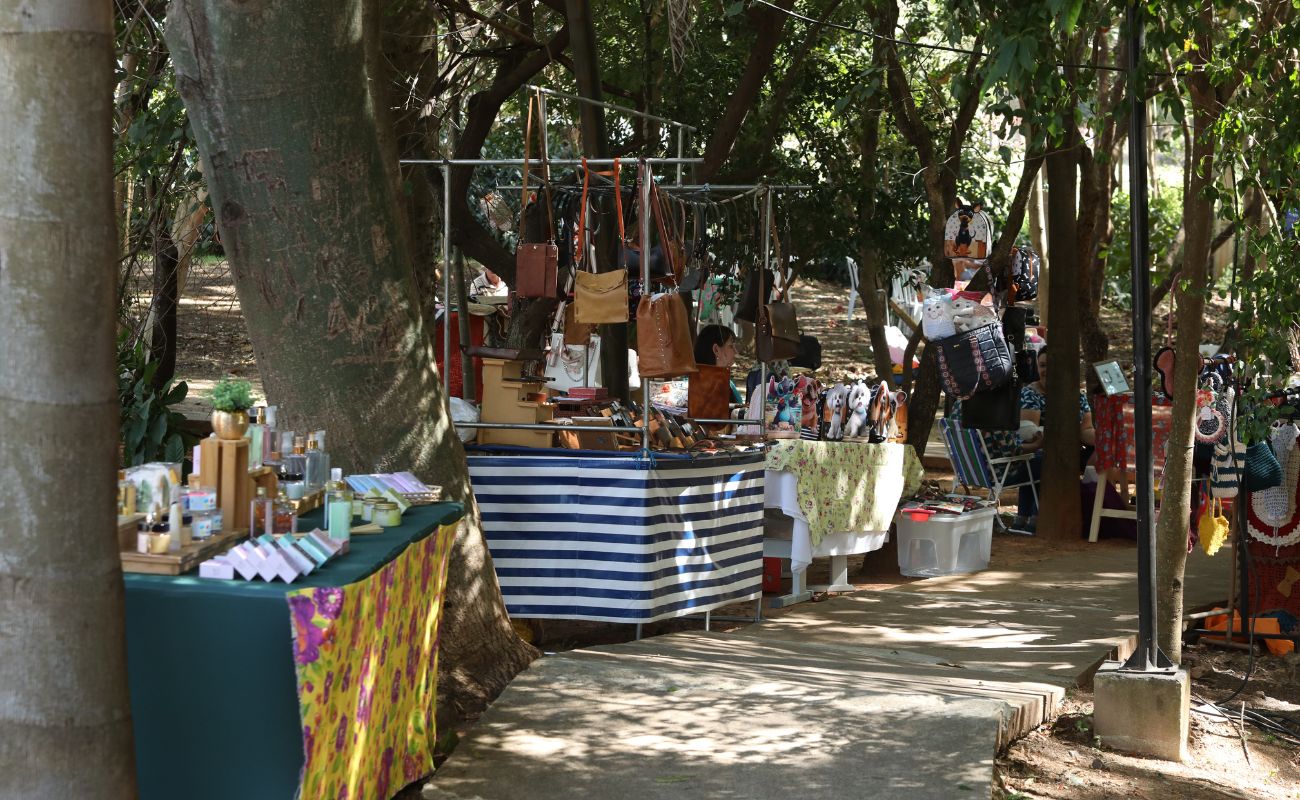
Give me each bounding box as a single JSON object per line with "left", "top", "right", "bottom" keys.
{"left": 227, "top": 545, "right": 260, "bottom": 581}
{"left": 199, "top": 559, "right": 235, "bottom": 580}
{"left": 276, "top": 538, "right": 315, "bottom": 575}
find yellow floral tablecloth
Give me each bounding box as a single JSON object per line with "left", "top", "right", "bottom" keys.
{"left": 288, "top": 521, "right": 457, "bottom": 800}
{"left": 765, "top": 440, "right": 923, "bottom": 547}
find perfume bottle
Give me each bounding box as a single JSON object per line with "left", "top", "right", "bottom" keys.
{"left": 250, "top": 486, "right": 274, "bottom": 537}
{"left": 280, "top": 437, "right": 307, "bottom": 500}
{"left": 262, "top": 405, "right": 279, "bottom": 466}
{"left": 272, "top": 489, "right": 298, "bottom": 536}
{"left": 247, "top": 407, "right": 267, "bottom": 469}
{"left": 326, "top": 468, "right": 352, "bottom": 542}
{"left": 311, "top": 431, "right": 330, "bottom": 489}
{"left": 304, "top": 438, "right": 326, "bottom": 492}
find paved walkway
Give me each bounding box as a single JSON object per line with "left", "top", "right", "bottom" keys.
{"left": 424, "top": 547, "right": 1230, "bottom": 800}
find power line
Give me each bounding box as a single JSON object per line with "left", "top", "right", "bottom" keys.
{"left": 753, "top": 0, "right": 1130, "bottom": 74}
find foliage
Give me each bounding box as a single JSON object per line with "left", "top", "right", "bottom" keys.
{"left": 207, "top": 378, "right": 254, "bottom": 412}
{"left": 1102, "top": 191, "right": 1184, "bottom": 309}
{"left": 117, "top": 329, "right": 195, "bottom": 467}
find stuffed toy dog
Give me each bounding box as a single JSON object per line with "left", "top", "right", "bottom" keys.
{"left": 844, "top": 381, "right": 873, "bottom": 439}
{"left": 949, "top": 295, "right": 998, "bottom": 333}
{"left": 822, "top": 383, "right": 849, "bottom": 441}
{"left": 922, "top": 293, "right": 957, "bottom": 340}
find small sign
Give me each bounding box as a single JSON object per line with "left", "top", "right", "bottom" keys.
{"left": 1094, "top": 360, "right": 1130, "bottom": 396}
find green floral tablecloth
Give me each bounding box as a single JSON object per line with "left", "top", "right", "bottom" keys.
{"left": 765, "top": 440, "right": 923, "bottom": 547}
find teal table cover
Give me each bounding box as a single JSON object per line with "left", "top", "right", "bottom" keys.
{"left": 123, "top": 502, "right": 463, "bottom": 800}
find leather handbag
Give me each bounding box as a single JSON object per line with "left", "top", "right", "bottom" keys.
{"left": 961, "top": 377, "right": 1021, "bottom": 431}
{"left": 636, "top": 293, "right": 697, "bottom": 379}
{"left": 515, "top": 93, "right": 558, "bottom": 299}
{"left": 689, "top": 364, "right": 732, "bottom": 423}
{"left": 563, "top": 303, "right": 595, "bottom": 345}
{"left": 735, "top": 266, "right": 771, "bottom": 323}
{"left": 575, "top": 269, "right": 629, "bottom": 324}
{"left": 756, "top": 266, "right": 800, "bottom": 363}
{"left": 935, "top": 320, "right": 1013, "bottom": 400}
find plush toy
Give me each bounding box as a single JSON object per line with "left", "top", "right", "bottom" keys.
{"left": 823, "top": 383, "right": 849, "bottom": 441}
{"left": 921, "top": 293, "right": 957, "bottom": 340}
{"left": 949, "top": 295, "right": 998, "bottom": 333}
{"left": 767, "top": 375, "right": 800, "bottom": 431}
{"left": 844, "top": 381, "right": 873, "bottom": 439}
{"left": 796, "top": 375, "right": 821, "bottom": 433}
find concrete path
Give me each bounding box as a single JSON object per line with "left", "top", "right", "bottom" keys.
{"left": 425, "top": 548, "right": 1231, "bottom": 800}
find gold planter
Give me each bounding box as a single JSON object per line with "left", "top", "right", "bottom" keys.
{"left": 211, "top": 409, "right": 250, "bottom": 440}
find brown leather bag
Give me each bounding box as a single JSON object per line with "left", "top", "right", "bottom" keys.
{"left": 575, "top": 269, "right": 628, "bottom": 324}
{"left": 755, "top": 263, "right": 800, "bottom": 362}
{"left": 689, "top": 364, "right": 732, "bottom": 425}
{"left": 515, "top": 93, "right": 558, "bottom": 299}
{"left": 635, "top": 293, "right": 697, "bottom": 379}
{"left": 563, "top": 303, "right": 595, "bottom": 345}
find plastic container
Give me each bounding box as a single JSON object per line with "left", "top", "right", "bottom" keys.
{"left": 894, "top": 506, "right": 996, "bottom": 577}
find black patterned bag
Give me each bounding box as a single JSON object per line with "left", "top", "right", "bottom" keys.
{"left": 935, "top": 321, "right": 1014, "bottom": 401}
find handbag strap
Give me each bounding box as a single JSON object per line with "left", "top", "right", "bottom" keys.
{"left": 650, "top": 179, "right": 678, "bottom": 285}
{"left": 578, "top": 157, "right": 590, "bottom": 271}
{"left": 519, "top": 91, "right": 555, "bottom": 245}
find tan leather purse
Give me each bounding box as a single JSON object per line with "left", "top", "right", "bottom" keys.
{"left": 575, "top": 269, "right": 628, "bottom": 324}
{"left": 689, "top": 364, "right": 732, "bottom": 430}
{"left": 635, "top": 293, "right": 697, "bottom": 379}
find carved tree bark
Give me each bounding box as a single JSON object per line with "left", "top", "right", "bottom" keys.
{"left": 166, "top": 0, "right": 536, "bottom": 717}
{"left": 0, "top": 3, "right": 138, "bottom": 796}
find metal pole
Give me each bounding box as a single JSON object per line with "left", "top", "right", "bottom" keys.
{"left": 525, "top": 84, "right": 698, "bottom": 132}
{"left": 642, "top": 160, "right": 652, "bottom": 452}
{"left": 442, "top": 163, "right": 452, "bottom": 394}
{"left": 758, "top": 186, "right": 771, "bottom": 435}
{"left": 1121, "top": 1, "right": 1170, "bottom": 672}
{"left": 676, "top": 127, "right": 684, "bottom": 186}
{"left": 400, "top": 158, "right": 704, "bottom": 167}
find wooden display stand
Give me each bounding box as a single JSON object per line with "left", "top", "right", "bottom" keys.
{"left": 199, "top": 437, "right": 254, "bottom": 531}
{"left": 479, "top": 356, "right": 554, "bottom": 449}
{"left": 120, "top": 528, "right": 247, "bottom": 576}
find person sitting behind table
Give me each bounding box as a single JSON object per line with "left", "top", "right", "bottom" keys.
{"left": 950, "top": 385, "right": 1044, "bottom": 532}
{"left": 1020, "top": 347, "right": 1096, "bottom": 469}
{"left": 693, "top": 324, "right": 743, "bottom": 405}
{"left": 469, "top": 267, "right": 508, "bottom": 299}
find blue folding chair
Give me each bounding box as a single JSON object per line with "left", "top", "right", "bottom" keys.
{"left": 939, "top": 417, "right": 1039, "bottom": 533}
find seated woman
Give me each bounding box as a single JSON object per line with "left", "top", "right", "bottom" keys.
{"left": 693, "top": 324, "right": 743, "bottom": 404}
{"left": 950, "top": 390, "right": 1043, "bottom": 532}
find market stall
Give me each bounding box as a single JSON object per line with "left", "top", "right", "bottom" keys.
{"left": 123, "top": 502, "right": 462, "bottom": 800}
{"left": 468, "top": 448, "right": 765, "bottom": 624}
{"left": 763, "top": 439, "right": 924, "bottom": 604}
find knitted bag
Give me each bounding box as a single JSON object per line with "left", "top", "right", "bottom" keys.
{"left": 1245, "top": 441, "right": 1284, "bottom": 491}
{"left": 1198, "top": 496, "right": 1231, "bottom": 556}
{"left": 935, "top": 321, "right": 1013, "bottom": 401}
{"left": 1210, "top": 440, "right": 1244, "bottom": 499}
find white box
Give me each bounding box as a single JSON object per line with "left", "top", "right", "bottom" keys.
{"left": 894, "top": 507, "right": 996, "bottom": 577}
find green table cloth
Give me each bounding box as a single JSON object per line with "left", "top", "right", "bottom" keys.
{"left": 124, "top": 502, "right": 463, "bottom": 800}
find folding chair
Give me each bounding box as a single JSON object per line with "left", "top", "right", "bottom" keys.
{"left": 845, "top": 257, "right": 860, "bottom": 322}
{"left": 939, "top": 417, "right": 1040, "bottom": 533}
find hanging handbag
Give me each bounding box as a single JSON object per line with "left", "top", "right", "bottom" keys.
{"left": 1197, "top": 495, "right": 1231, "bottom": 556}
{"left": 735, "top": 266, "right": 771, "bottom": 323}
{"left": 688, "top": 364, "right": 732, "bottom": 425}
{"left": 635, "top": 292, "right": 697, "bottom": 379}
{"left": 515, "top": 93, "right": 558, "bottom": 299}
{"left": 574, "top": 159, "right": 629, "bottom": 323}
{"left": 544, "top": 332, "right": 602, "bottom": 393}
{"left": 1211, "top": 440, "right": 1244, "bottom": 499}
{"left": 563, "top": 303, "right": 595, "bottom": 346}
{"left": 935, "top": 319, "right": 1014, "bottom": 401}
{"left": 756, "top": 265, "right": 800, "bottom": 363}
{"left": 1244, "top": 440, "right": 1283, "bottom": 491}
{"left": 961, "top": 377, "right": 1021, "bottom": 431}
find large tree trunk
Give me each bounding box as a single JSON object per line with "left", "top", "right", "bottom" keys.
{"left": 1040, "top": 143, "right": 1083, "bottom": 541}
{"left": 166, "top": 0, "right": 536, "bottom": 717}
{"left": 1155, "top": 76, "right": 1218, "bottom": 663}
{"left": 0, "top": 4, "right": 138, "bottom": 797}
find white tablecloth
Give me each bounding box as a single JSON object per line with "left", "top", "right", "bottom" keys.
{"left": 764, "top": 470, "right": 889, "bottom": 574}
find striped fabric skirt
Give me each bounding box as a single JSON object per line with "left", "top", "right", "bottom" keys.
{"left": 467, "top": 450, "right": 766, "bottom": 623}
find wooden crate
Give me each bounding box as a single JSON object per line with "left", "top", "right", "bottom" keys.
{"left": 199, "top": 437, "right": 253, "bottom": 531}
{"left": 290, "top": 488, "right": 325, "bottom": 516}
{"left": 120, "top": 528, "right": 247, "bottom": 576}
{"left": 118, "top": 514, "right": 145, "bottom": 552}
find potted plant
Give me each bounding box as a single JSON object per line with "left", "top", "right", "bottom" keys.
{"left": 208, "top": 378, "right": 254, "bottom": 440}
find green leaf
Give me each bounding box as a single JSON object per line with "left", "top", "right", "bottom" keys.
{"left": 163, "top": 380, "right": 189, "bottom": 406}
{"left": 163, "top": 434, "right": 185, "bottom": 464}
{"left": 148, "top": 412, "right": 168, "bottom": 446}
{"left": 1058, "top": 0, "right": 1085, "bottom": 33}
{"left": 724, "top": 1, "right": 745, "bottom": 17}
{"left": 127, "top": 417, "right": 147, "bottom": 452}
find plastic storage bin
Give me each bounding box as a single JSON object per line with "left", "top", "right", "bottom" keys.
{"left": 894, "top": 506, "right": 996, "bottom": 577}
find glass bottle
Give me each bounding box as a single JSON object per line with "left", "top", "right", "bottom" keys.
{"left": 326, "top": 468, "right": 352, "bottom": 542}
{"left": 272, "top": 489, "right": 298, "bottom": 536}
{"left": 118, "top": 470, "right": 136, "bottom": 516}
{"left": 247, "top": 407, "right": 267, "bottom": 469}
{"left": 262, "top": 405, "right": 279, "bottom": 466}
{"left": 280, "top": 437, "right": 307, "bottom": 500}
{"left": 312, "top": 431, "right": 330, "bottom": 489}
{"left": 250, "top": 486, "right": 274, "bottom": 536}
{"left": 304, "top": 438, "right": 326, "bottom": 492}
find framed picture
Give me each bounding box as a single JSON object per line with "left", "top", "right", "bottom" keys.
{"left": 1093, "top": 360, "right": 1130, "bottom": 396}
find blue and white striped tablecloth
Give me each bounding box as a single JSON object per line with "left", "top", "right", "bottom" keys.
{"left": 466, "top": 450, "right": 766, "bottom": 623}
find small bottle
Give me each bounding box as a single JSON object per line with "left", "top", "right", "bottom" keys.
{"left": 262, "top": 405, "right": 279, "bottom": 466}
{"left": 250, "top": 486, "right": 274, "bottom": 536}
{"left": 118, "top": 470, "right": 136, "bottom": 516}
{"left": 326, "top": 468, "right": 352, "bottom": 543}
{"left": 247, "top": 407, "right": 267, "bottom": 469}
{"left": 272, "top": 489, "right": 298, "bottom": 536}
{"left": 264, "top": 448, "right": 282, "bottom": 473}
{"left": 312, "top": 431, "right": 330, "bottom": 488}
{"left": 281, "top": 437, "right": 307, "bottom": 500}
{"left": 168, "top": 484, "right": 189, "bottom": 551}
{"left": 304, "top": 438, "right": 326, "bottom": 492}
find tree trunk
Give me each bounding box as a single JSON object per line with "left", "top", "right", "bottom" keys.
{"left": 0, "top": 4, "right": 138, "bottom": 797}
{"left": 147, "top": 225, "right": 180, "bottom": 389}
{"left": 856, "top": 75, "right": 894, "bottom": 382}
{"left": 1040, "top": 143, "right": 1082, "bottom": 541}
{"left": 1155, "top": 78, "right": 1218, "bottom": 663}
{"left": 166, "top": 0, "right": 536, "bottom": 716}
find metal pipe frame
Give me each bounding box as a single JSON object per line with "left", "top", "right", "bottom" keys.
{"left": 455, "top": 422, "right": 645, "bottom": 433}
{"left": 525, "top": 84, "right": 698, "bottom": 133}
{"left": 641, "top": 160, "right": 652, "bottom": 452}
{"left": 401, "top": 157, "right": 703, "bottom": 166}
